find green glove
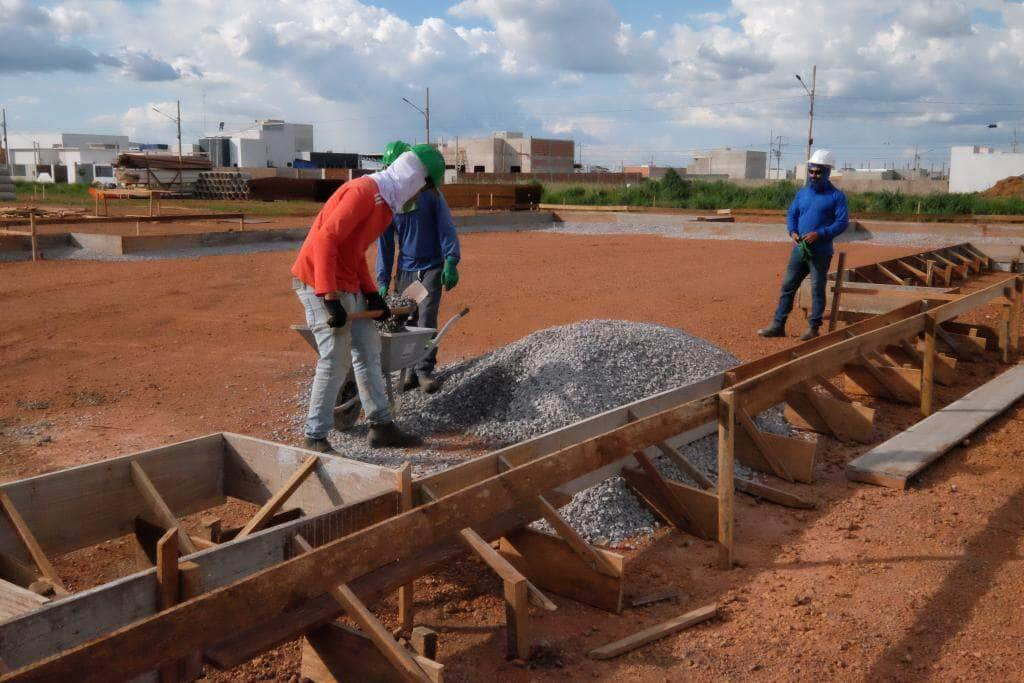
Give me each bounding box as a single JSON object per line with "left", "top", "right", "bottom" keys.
{"left": 378, "top": 284, "right": 388, "bottom": 299}
{"left": 441, "top": 256, "right": 459, "bottom": 291}
{"left": 797, "top": 239, "right": 813, "bottom": 263}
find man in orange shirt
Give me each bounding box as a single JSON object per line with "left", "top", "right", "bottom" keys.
{"left": 292, "top": 145, "right": 446, "bottom": 452}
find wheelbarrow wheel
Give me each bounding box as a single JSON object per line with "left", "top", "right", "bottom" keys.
{"left": 333, "top": 378, "right": 361, "bottom": 431}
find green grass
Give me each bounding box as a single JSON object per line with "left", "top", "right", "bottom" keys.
{"left": 541, "top": 171, "right": 1024, "bottom": 216}
{"left": 12, "top": 180, "right": 92, "bottom": 205}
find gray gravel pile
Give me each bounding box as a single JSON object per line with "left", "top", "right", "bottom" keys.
{"left": 290, "top": 320, "right": 792, "bottom": 546}
{"left": 377, "top": 295, "right": 416, "bottom": 333}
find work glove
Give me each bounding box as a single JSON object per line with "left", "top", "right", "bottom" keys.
{"left": 323, "top": 298, "right": 347, "bottom": 328}
{"left": 364, "top": 291, "right": 392, "bottom": 321}
{"left": 797, "top": 238, "right": 813, "bottom": 263}
{"left": 441, "top": 256, "right": 459, "bottom": 291}
{"left": 378, "top": 284, "right": 389, "bottom": 299}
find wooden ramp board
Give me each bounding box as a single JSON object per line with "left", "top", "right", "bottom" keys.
{"left": 847, "top": 363, "right": 1024, "bottom": 489}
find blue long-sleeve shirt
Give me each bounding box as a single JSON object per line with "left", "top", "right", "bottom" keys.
{"left": 376, "top": 190, "right": 461, "bottom": 286}
{"left": 786, "top": 178, "right": 849, "bottom": 256}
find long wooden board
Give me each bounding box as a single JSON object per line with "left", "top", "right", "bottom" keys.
{"left": 847, "top": 363, "right": 1024, "bottom": 488}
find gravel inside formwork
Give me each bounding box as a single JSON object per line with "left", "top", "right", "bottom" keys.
{"left": 288, "top": 320, "right": 792, "bottom": 546}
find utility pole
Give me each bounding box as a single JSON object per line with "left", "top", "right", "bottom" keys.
{"left": 796, "top": 65, "right": 816, "bottom": 160}
{"left": 176, "top": 99, "right": 182, "bottom": 165}
{"left": 1, "top": 107, "right": 9, "bottom": 172}
{"left": 402, "top": 87, "right": 430, "bottom": 145}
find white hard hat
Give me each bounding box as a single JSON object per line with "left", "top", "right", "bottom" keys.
{"left": 808, "top": 149, "right": 836, "bottom": 167}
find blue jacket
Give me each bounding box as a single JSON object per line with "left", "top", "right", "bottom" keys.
{"left": 786, "top": 171, "right": 849, "bottom": 256}
{"left": 376, "top": 190, "right": 461, "bottom": 286}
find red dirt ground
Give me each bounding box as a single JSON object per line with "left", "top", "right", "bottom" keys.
{"left": 1, "top": 234, "right": 1022, "bottom": 681}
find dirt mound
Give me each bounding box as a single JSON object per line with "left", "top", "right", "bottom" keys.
{"left": 983, "top": 174, "right": 1024, "bottom": 198}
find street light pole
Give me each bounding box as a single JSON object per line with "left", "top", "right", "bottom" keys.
{"left": 402, "top": 88, "right": 430, "bottom": 145}
{"left": 796, "top": 65, "right": 816, "bottom": 161}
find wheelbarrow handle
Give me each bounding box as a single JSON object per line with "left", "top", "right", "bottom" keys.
{"left": 428, "top": 306, "right": 470, "bottom": 349}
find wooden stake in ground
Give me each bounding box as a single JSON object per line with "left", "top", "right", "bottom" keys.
{"left": 0, "top": 491, "right": 67, "bottom": 595}
{"left": 921, "top": 315, "right": 937, "bottom": 417}
{"left": 716, "top": 392, "right": 736, "bottom": 569}
{"left": 588, "top": 604, "right": 717, "bottom": 660}
{"left": 827, "top": 251, "right": 846, "bottom": 332}
{"left": 396, "top": 463, "right": 414, "bottom": 634}
{"left": 236, "top": 455, "right": 319, "bottom": 539}
{"left": 129, "top": 462, "right": 198, "bottom": 555}
{"left": 29, "top": 213, "right": 38, "bottom": 263}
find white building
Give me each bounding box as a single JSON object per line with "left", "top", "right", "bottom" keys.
{"left": 8, "top": 133, "right": 130, "bottom": 184}
{"left": 688, "top": 148, "right": 767, "bottom": 179}
{"left": 436, "top": 132, "right": 575, "bottom": 174}
{"left": 200, "top": 120, "right": 314, "bottom": 169}
{"left": 949, "top": 146, "right": 1024, "bottom": 193}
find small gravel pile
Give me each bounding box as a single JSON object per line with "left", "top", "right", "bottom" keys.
{"left": 293, "top": 320, "right": 794, "bottom": 546}
{"left": 376, "top": 295, "right": 416, "bottom": 333}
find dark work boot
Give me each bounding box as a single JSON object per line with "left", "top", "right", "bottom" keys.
{"left": 757, "top": 323, "right": 786, "bottom": 338}
{"left": 800, "top": 326, "right": 821, "bottom": 341}
{"left": 303, "top": 437, "right": 338, "bottom": 454}
{"left": 368, "top": 422, "right": 424, "bottom": 449}
{"left": 402, "top": 371, "right": 418, "bottom": 392}
{"left": 417, "top": 372, "right": 440, "bottom": 394}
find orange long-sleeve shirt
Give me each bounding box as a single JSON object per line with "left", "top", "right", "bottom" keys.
{"left": 291, "top": 176, "right": 394, "bottom": 296}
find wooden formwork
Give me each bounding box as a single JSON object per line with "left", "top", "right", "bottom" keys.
{"left": 1, "top": 250, "right": 1021, "bottom": 681}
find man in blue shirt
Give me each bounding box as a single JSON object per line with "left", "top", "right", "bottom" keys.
{"left": 758, "top": 149, "right": 848, "bottom": 341}
{"left": 376, "top": 141, "right": 461, "bottom": 393}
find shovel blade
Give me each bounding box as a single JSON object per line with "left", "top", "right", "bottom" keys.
{"left": 399, "top": 280, "right": 429, "bottom": 305}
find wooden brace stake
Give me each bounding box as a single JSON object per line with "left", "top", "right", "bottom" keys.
{"left": 236, "top": 455, "right": 319, "bottom": 539}
{"left": 0, "top": 491, "right": 67, "bottom": 595}
{"left": 129, "top": 462, "right": 198, "bottom": 555}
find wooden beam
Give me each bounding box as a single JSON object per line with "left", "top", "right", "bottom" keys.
{"left": 733, "top": 477, "right": 815, "bottom": 509}
{"left": 459, "top": 528, "right": 556, "bottom": 612}
{"left": 0, "top": 579, "right": 48, "bottom": 622}
{"left": 897, "top": 259, "right": 928, "bottom": 284}
{"left": 396, "top": 463, "right": 414, "bottom": 634}
{"left": 877, "top": 263, "right": 906, "bottom": 285}
{"left": 533, "top": 496, "right": 619, "bottom": 577}
{"left": 735, "top": 407, "right": 793, "bottom": 481}
{"left": 0, "top": 396, "right": 727, "bottom": 682}
{"left": 235, "top": 455, "right": 319, "bottom": 540}
{"left": 921, "top": 315, "right": 937, "bottom": 417}
{"left": 587, "top": 604, "right": 717, "bottom": 660}
{"left": 632, "top": 451, "right": 698, "bottom": 527}
{"left": 717, "top": 392, "right": 735, "bottom": 569}
{"left": 129, "top": 462, "right": 198, "bottom": 556}
{"left": 503, "top": 578, "right": 530, "bottom": 661}
{"left": 156, "top": 529, "right": 180, "bottom": 683}
{"left": 654, "top": 441, "right": 713, "bottom": 489}
{"left": 827, "top": 252, "right": 846, "bottom": 332}
{"left": 499, "top": 529, "right": 624, "bottom": 614}
{"left": 301, "top": 622, "right": 443, "bottom": 683}
{"left": 620, "top": 467, "right": 717, "bottom": 540}
{"left": 293, "top": 535, "right": 431, "bottom": 683}
{"left": 0, "top": 492, "right": 67, "bottom": 595}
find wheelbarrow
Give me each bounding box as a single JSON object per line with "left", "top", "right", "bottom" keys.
{"left": 291, "top": 306, "right": 470, "bottom": 430}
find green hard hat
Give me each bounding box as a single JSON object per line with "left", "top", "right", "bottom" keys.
{"left": 382, "top": 140, "right": 411, "bottom": 168}
{"left": 411, "top": 143, "right": 445, "bottom": 188}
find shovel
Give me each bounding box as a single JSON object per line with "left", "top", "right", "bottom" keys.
{"left": 348, "top": 280, "right": 428, "bottom": 320}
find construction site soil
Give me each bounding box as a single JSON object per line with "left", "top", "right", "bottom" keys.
{"left": 1, "top": 233, "right": 1022, "bottom": 681}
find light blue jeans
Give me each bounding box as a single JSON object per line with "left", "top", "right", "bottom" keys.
{"left": 294, "top": 279, "right": 392, "bottom": 439}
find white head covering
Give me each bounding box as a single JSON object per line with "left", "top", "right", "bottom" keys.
{"left": 369, "top": 151, "right": 428, "bottom": 213}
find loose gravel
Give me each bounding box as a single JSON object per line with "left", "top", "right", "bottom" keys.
{"left": 283, "top": 320, "right": 793, "bottom": 546}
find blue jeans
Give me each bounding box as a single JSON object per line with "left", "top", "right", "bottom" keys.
{"left": 772, "top": 248, "right": 833, "bottom": 328}
{"left": 294, "top": 280, "right": 392, "bottom": 439}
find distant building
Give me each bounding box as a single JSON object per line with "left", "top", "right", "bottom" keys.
{"left": 8, "top": 133, "right": 130, "bottom": 184}
{"left": 199, "top": 119, "right": 314, "bottom": 169}
{"left": 949, "top": 146, "right": 1024, "bottom": 192}
{"left": 688, "top": 148, "right": 767, "bottom": 179}
{"left": 623, "top": 165, "right": 687, "bottom": 181}
{"left": 437, "top": 131, "right": 574, "bottom": 174}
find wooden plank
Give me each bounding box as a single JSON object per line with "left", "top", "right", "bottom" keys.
{"left": 717, "top": 392, "right": 735, "bottom": 569}
{"left": 877, "top": 263, "right": 907, "bottom": 285}
{"left": 0, "top": 434, "right": 223, "bottom": 560}
{"left": 897, "top": 259, "right": 928, "bottom": 283}
{"left": 654, "top": 441, "right": 713, "bottom": 489}
{"left": 3, "top": 395, "right": 719, "bottom": 683}
{"left": 735, "top": 407, "right": 793, "bottom": 481}
{"left": 459, "top": 528, "right": 556, "bottom": 612}
{"left": 897, "top": 339, "right": 956, "bottom": 386}
{"left": 503, "top": 579, "right": 530, "bottom": 661}
{"left": 235, "top": 455, "right": 319, "bottom": 539}
{"left": 734, "top": 427, "right": 816, "bottom": 484}
{"left": 587, "top": 604, "right": 717, "bottom": 660}
{"left": 301, "top": 622, "right": 443, "bottom": 683}
{"left": 847, "top": 363, "right": 1024, "bottom": 489}
{"left": 733, "top": 477, "right": 815, "bottom": 509}
{"left": 786, "top": 384, "right": 875, "bottom": 444}
{"left": 534, "top": 496, "right": 619, "bottom": 577}
{"left": 0, "top": 492, "right": 66, "bottom": 595}
{"left": 827, "top": 252, "right": 846, "bottom": 332}
{"left": 155, "top": 529, "right": 180, "bottom": 683}
{"left": 631, "top": 450, "right": 698, "bottom": 526}
{"left": 293, "top": 534, "right": 431, "bottom": 683}
{"left": 921, "top": 315, "right": 937, "bottom": 417}
{"left": 396, "top": 463, "right": 414, "bottom": 634}
{"left": 0, "top": 579, "right": 47, "bottom": 622}
{"left": 130, "top": 462, "right": 198, "bottom": 555}
{"left": 620, "top": 468, "right": 717, "bottom": 541}
{"left": 630, "top": 587, "right": 680, "bottom": 608}
{"left": 843, "top": 361, "right": 920, "bottom": 405}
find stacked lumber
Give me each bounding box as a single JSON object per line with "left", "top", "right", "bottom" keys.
{"left": 194, "top": 172, "right": 251, "bottom": 200}
{"left": 114, "top": 153, "right": 212, "bottom": 171}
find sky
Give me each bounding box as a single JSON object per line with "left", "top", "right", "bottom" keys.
{"left": 2, "top": 0, "right": 1023, "bottom": 171}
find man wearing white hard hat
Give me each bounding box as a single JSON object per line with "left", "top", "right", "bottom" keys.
{"left": 758, "top": 149, "right": 848, "bottom": 341}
